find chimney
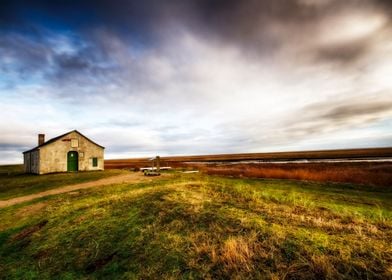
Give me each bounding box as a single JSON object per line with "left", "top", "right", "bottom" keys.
{"left": 38, "top": 134, "right": 45, "bottom": 146}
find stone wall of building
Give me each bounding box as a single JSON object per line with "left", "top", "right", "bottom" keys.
{"left": 23, "top": 150, "right": 39, "bottom": 174}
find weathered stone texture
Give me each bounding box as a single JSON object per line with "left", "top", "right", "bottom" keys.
{"left": 23, "top": 150, "right": 39, "bottom": 173}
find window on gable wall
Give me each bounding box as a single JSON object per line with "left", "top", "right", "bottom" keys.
{"left": 71, "top": 139, "right": 79, "bottom": 148}
{"left": 92, "top": 157, "right": 98, "bottom": 167}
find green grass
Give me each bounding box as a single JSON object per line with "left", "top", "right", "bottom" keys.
{"left": 0, "top": 165, "right": 124, "bottom": 200}
{"left": 0, "top": 171, "right": 391, "bottom": 279}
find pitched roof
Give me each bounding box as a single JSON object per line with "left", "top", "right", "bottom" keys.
{"left": 23, "top": 130, "right": 105, "bottom": 153}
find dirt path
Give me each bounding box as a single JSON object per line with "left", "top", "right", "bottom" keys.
{"left": 0, "top": 173, "right": 155, "bottom": 208}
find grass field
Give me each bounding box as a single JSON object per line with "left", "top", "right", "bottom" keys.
{"left": 0, "top": 167, "right": 391, "bottom": 279}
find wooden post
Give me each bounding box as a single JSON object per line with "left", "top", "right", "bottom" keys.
{"left": 156, "top": 156, "right": 160, "bottom": 173}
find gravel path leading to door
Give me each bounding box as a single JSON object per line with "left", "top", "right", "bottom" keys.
{"left": 0, "top": 172, "right": 155, "bottom": 208}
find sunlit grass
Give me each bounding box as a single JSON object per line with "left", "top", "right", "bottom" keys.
{"left": 0, "top": 172, "right": 391, "bottom": 279}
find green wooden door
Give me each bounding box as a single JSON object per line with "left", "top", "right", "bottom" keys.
{"left": 67, "top": 151, "right": 78, "bottom": 172}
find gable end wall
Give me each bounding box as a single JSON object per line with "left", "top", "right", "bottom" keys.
{"left": 38, "top": 131, "right": 104, "bottom": 174}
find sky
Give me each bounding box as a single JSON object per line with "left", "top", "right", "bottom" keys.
{"left": 1, "top": 0, "right": 392, "bottom": 164}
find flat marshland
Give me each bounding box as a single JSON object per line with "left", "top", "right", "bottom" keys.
{"left": 199, "top": 162, "right": 392, "bottom": 187}
{"left": 0, "top": 166, "right": 391, "bottom": 279}
{"left": 104, "top": 147, "right": 392, "bottom": 187}
{"left": 104, "top": 147, "right": 392, "bottom": 169}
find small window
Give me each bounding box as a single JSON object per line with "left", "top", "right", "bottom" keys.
{"left": 71, "top": 139, "right": 79, "bottom": 148}
{"left": 92, "top": 157, "right": 98, "bottom": 167}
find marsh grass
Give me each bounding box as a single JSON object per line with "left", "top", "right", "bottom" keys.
{"left": 200, "top": 162, "right": 392, "bottom": 187}
{"left": 0, "top": 172, "right": 391, "bottom": 279}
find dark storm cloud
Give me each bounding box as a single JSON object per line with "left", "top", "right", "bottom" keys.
{"left": 320, "top": 101, "right": 392, "bottom": 121}
{"left": 55, "top": 53, "right": 90, "bottom": 70}
{"left": 50, "top": 49, "right": 116, "bottom": 83}
{"left": 0, "top": 31, "right": 115, "bottom": 88}
{"left": 1, "top": 0, "right": 391, "bottom": 67}
{"left": 281, "top": 97, "right": 392, "bottom": 139}
{"left": 0, "top": 0, "right": 95, "bottom": 29}
{"left": 0, "top": 30, "right": 52, "bottom": 76}
{"left": 198, "top": 0, "right": 390, "bottom": 65}
{"left": 194, "top": 0, "right": 319, "bottom": 38}
{"left": 314, "top": 39, "right": 371, "bottom": 65}
{"left": 2, "top": 0, "right": 391, "bottom": 35}
{"left": 0, "top": 0, "right": 174, "bottom": 44}
{"left": 377, "top": 0, "right": 392, "bottom": 10}
{"left": 0, "top": 143, "right": 29, "bottom": 151}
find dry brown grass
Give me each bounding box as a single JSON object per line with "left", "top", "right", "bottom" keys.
{"left": 199, "top": 162, "right": 392, "bottom": 187}
{"left": 221, "top": 235, "right": 255, "bottom": 271}
{"left": 104, "top": 148, "right": 392, "bottom": 186}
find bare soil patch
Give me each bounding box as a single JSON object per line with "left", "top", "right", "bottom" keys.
{"left": 11, "top": 220, "right": 48, "bottom": 241}
{"left": 15, "top": 202, "right": 48, "bottom": 218}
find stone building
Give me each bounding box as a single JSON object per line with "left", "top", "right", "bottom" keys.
{"left": 23, "top": 130, "right": 104, "bottom": 174}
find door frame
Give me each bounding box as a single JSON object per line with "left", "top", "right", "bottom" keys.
{"left": 67, "top": 151, "right": 79, "bottom": 172}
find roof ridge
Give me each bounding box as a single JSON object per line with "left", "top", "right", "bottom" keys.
{"left": 23, "top": 130, "right": 104, "bottom": 153}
